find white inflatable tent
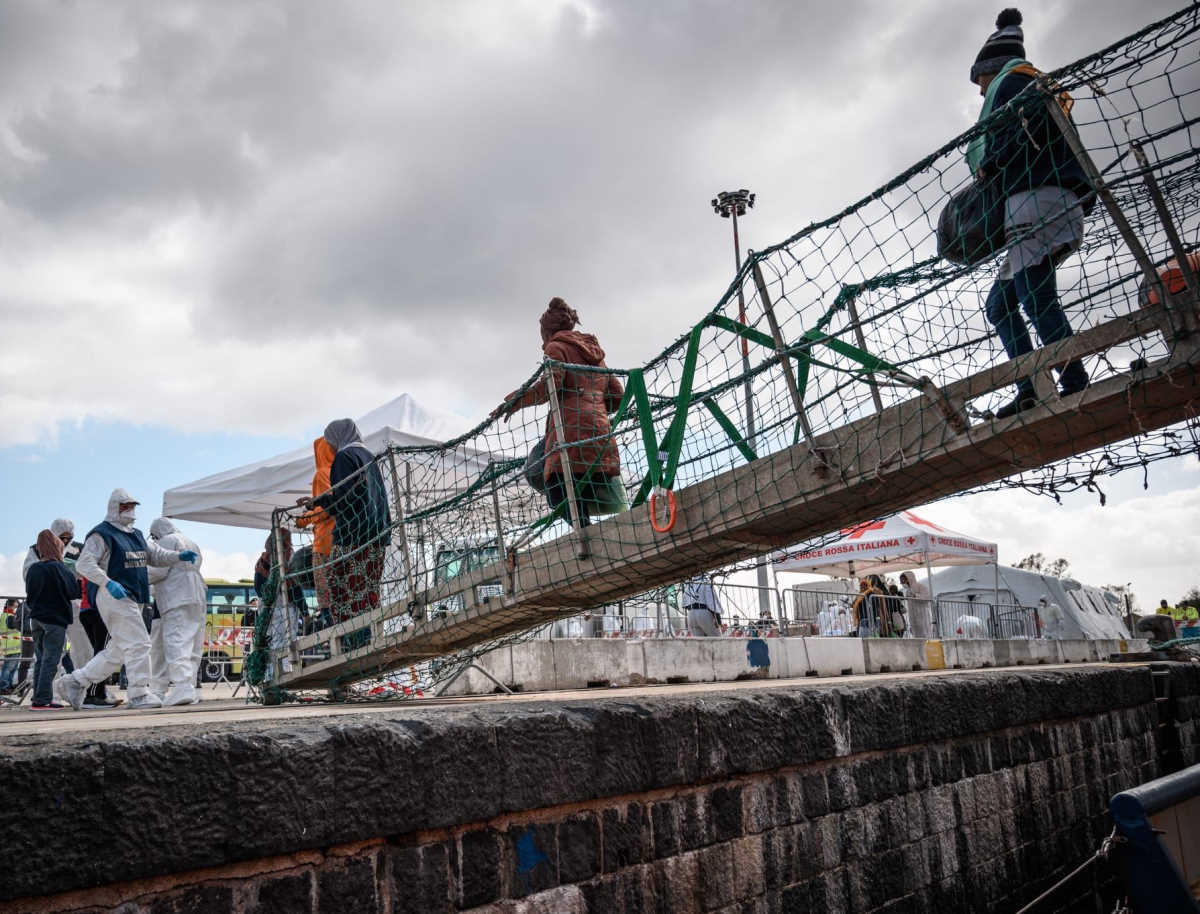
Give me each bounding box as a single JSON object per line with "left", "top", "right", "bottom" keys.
{"left": 161, "top": 394, "right": 486, "bottom": 530}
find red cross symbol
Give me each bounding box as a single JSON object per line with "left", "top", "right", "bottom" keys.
{"left": 841, "top": 520, "right": 887, "bottom": 539}
{"left": 905, "top": 536, "right": 917, "bottom": 546}
{"left": 903, "top": 512, "right": 944, "bottom": 532}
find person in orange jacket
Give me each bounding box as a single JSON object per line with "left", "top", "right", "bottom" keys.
{"left": 296, "top": 437, "right": 336, "bottom": 617}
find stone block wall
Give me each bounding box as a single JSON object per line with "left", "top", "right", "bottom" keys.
{"left": 2, "top": 665, "right": 1196, "bottom": 914}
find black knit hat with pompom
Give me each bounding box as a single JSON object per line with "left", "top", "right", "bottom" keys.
{"left": 971, "top": 9, "right": 1025, "bottom": 84}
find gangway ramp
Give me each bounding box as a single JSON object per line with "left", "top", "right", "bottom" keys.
{"left": 280, "top": 296, "right": 1200, "bottom": 689}
{"left": 269, "top": 6, "right": 1200, "bottom": 692}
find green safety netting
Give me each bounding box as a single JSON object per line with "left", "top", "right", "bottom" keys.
{"left": 247, "top": 5, "right": 1200, "bottom": 703}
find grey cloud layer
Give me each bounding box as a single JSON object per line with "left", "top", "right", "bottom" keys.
{"left": 0, "top": 0, "right": 1184, "bottom": 430}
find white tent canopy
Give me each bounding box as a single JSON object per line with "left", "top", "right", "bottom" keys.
{"left": 774, "top": 511, "right": 998, "bottom": 578}
{"left": 162, "top": 394, "right": 483, "bottom": 530}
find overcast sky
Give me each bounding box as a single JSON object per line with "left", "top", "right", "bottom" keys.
{"left": 1, "top": 0, "right": 1196, "bottom": 605}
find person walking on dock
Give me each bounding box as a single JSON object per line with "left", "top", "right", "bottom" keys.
{"left": 56, "top": 489, "right": 197, "bottom": 711}
{"left": 24, "top": 530, "right": 80, "bottom": 710}
{"left": 968, "top": 9, "right": 1092, "bottom": 419}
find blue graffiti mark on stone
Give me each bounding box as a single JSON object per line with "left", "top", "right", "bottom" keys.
{"left": 746, "top": 638, "right": 770, "bottom": 668}
{"left": 516, "top": 826, "right": 549, "bottom": 876}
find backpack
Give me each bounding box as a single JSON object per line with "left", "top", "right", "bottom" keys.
{"left": 937, "top": 182, "right": 1006, "bottom": 266}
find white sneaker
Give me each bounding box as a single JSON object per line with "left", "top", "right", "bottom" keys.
{"left": 162, "top": 684, "right": 197, "bottom": 707}
{"left": 127, "top": 693, "right": 163, "bottom": 710}
{"left": 55, "top": 675, "right": 86, "bottom": 711}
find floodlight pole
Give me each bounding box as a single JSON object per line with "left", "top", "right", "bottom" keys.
{"left": 712, "top": 190, "right": 757, "bottom": 450}
{"left": 712, "top": 189, "right": 770, "bottom": 615}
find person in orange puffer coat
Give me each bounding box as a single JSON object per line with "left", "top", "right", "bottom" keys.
{"left": 296, "top": 437, "right": 335, "bottom": 615}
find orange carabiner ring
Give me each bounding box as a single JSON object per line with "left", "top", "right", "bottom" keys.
{"left": 649, "top": 488, "right": 677, "bottom": 534}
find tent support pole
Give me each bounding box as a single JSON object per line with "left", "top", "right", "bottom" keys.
{"left": 923, "top": 552, "right": 936, "bottom": 638}
{"left": 386, "top": 452, "right": 418, "bottom": 609}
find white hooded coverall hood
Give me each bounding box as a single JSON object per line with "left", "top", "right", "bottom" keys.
{"left": 105, "top": 488, "right": 139, "bottom": 530}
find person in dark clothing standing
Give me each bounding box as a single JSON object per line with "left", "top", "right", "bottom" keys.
{"left": 7, "top": 598, "right": 35, "bottom": 692}
{"left": 967, "top": 9, "right": 1092, "bottom": 419}
{"left": 25, "top": 530, "right": 78, "bottom": 710}
{"left": 301, "top": 420, "right": 391, "bottom": 623}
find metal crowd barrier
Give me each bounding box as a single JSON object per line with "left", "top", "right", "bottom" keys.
{"left": 933, "top": 599, "right": 1039, "bottom": 640}
{"left": 534, "top": 586, "right": 1044, "bottom": 642}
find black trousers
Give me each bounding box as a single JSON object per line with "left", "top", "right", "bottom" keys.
{"left": 545, "top": 473, "right": 611, "bottom": 528}
{"left": 14, "top": 637, "right": 34, "bottom": 686}
{"left": 79, "top": 609, "right": 110, "bottom": 701}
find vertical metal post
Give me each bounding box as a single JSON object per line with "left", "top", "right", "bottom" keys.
{"left": 1041, "top": 90, "right": 1191, "bottom": 336}
{"left": 1130, "top": 141, "right": 1200, "bottom": 324}
{"left": 489, "top": 465, "right": 508, "bottom": 596}
{"left": 386, "top": 450, "right": 417, "bottom": 607}
{"left": 272, "top": 517, "right": 299, "bottom": 672}
{"left": 923, "top": 552, "right": 937, "bottom": 637}
{"left": 407, "top": 461, "right": 425, "bottom": 591}
{"left": 544, "top": 361, "right": 590, "bottom": 559}
{"left": 747, "top": 261, "right": 804, "bottom": 614}
{"left": 843, "top": 294, "right": 886, "bottom": 415}
{"left": 732, "top": 209, "right": 757, "bottom": 450}
{"left": 751, "top": 260, "right": 822, "bottom": 449}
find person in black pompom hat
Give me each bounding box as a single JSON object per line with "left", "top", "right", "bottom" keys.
{"left": 966, "top": 9, "right": 1093, "bottom": 420}
{"left": 971, "top": 7, "right": 1026, "bottom": 85}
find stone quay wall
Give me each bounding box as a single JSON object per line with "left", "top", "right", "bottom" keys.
{"left": 2, "top": 664, "right": 1198, "bottom": 914}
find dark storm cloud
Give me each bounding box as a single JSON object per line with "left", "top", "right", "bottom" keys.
{"left": 0, "top": 0, "right": 1186, "bottom": 414}
{"left": 204, "top": 0, "right": 885, "bottom": 338}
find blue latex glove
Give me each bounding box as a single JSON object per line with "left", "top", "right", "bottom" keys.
{"left": 106, "top": 580, "right": 127, "bottom": 600}
{"left": 178, "top": 550, "right": 198, "bottom": 563}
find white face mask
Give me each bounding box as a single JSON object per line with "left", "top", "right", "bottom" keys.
{"left": 118, "top": 509, "right": 137, "bottom": 526}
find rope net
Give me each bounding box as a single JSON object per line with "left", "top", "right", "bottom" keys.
{"left": 249, "top": 5, "right": 1200, "bottom": 701}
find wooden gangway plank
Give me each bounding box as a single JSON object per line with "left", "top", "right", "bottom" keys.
{"left": 279, "top": 297, "right": 1200, "bottom": 689}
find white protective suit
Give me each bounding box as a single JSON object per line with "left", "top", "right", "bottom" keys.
{"left": 899, "top": 574, "right": 933, "bottom": 640}
{"left": 68, "top": 490, "right": 187, "bottom": 704}
{"left": 147, "top": 517, "right": 206, "bottom": 706}
{"left": 1039, "top": 596, "right": 1067, "bottom": 640}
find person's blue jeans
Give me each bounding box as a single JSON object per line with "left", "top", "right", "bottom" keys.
{"left": 31, "top": 620, "right": 67, "bottom": 707}
{"left": 984, "top": 257, "right": 1074, "bottom": 386}
{"left": 0, "top": 656, "right": 18, "bottom": 691}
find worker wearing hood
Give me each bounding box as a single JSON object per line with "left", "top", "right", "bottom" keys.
{"left": 57, "top": 489, "right": 197, "bottom": 710}
{"left": 147, "top": 517, "right": 206, "bottom": 706}
{"left": 22, "top": 518, "right": 83, "bottom": 582}
{"left": 305, "top": 420, "right": 391, "bottom": 622}
{"left": 296, "top": 436, "right": 336, "bottom": 613}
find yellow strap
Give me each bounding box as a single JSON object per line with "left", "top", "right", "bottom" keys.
{"left": 1008, "top": 63, "right": 1075, "bottom": 116}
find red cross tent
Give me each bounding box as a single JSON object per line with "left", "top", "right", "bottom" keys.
{"left": 773, "top": 512, "right": 998, "bottom": 580}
